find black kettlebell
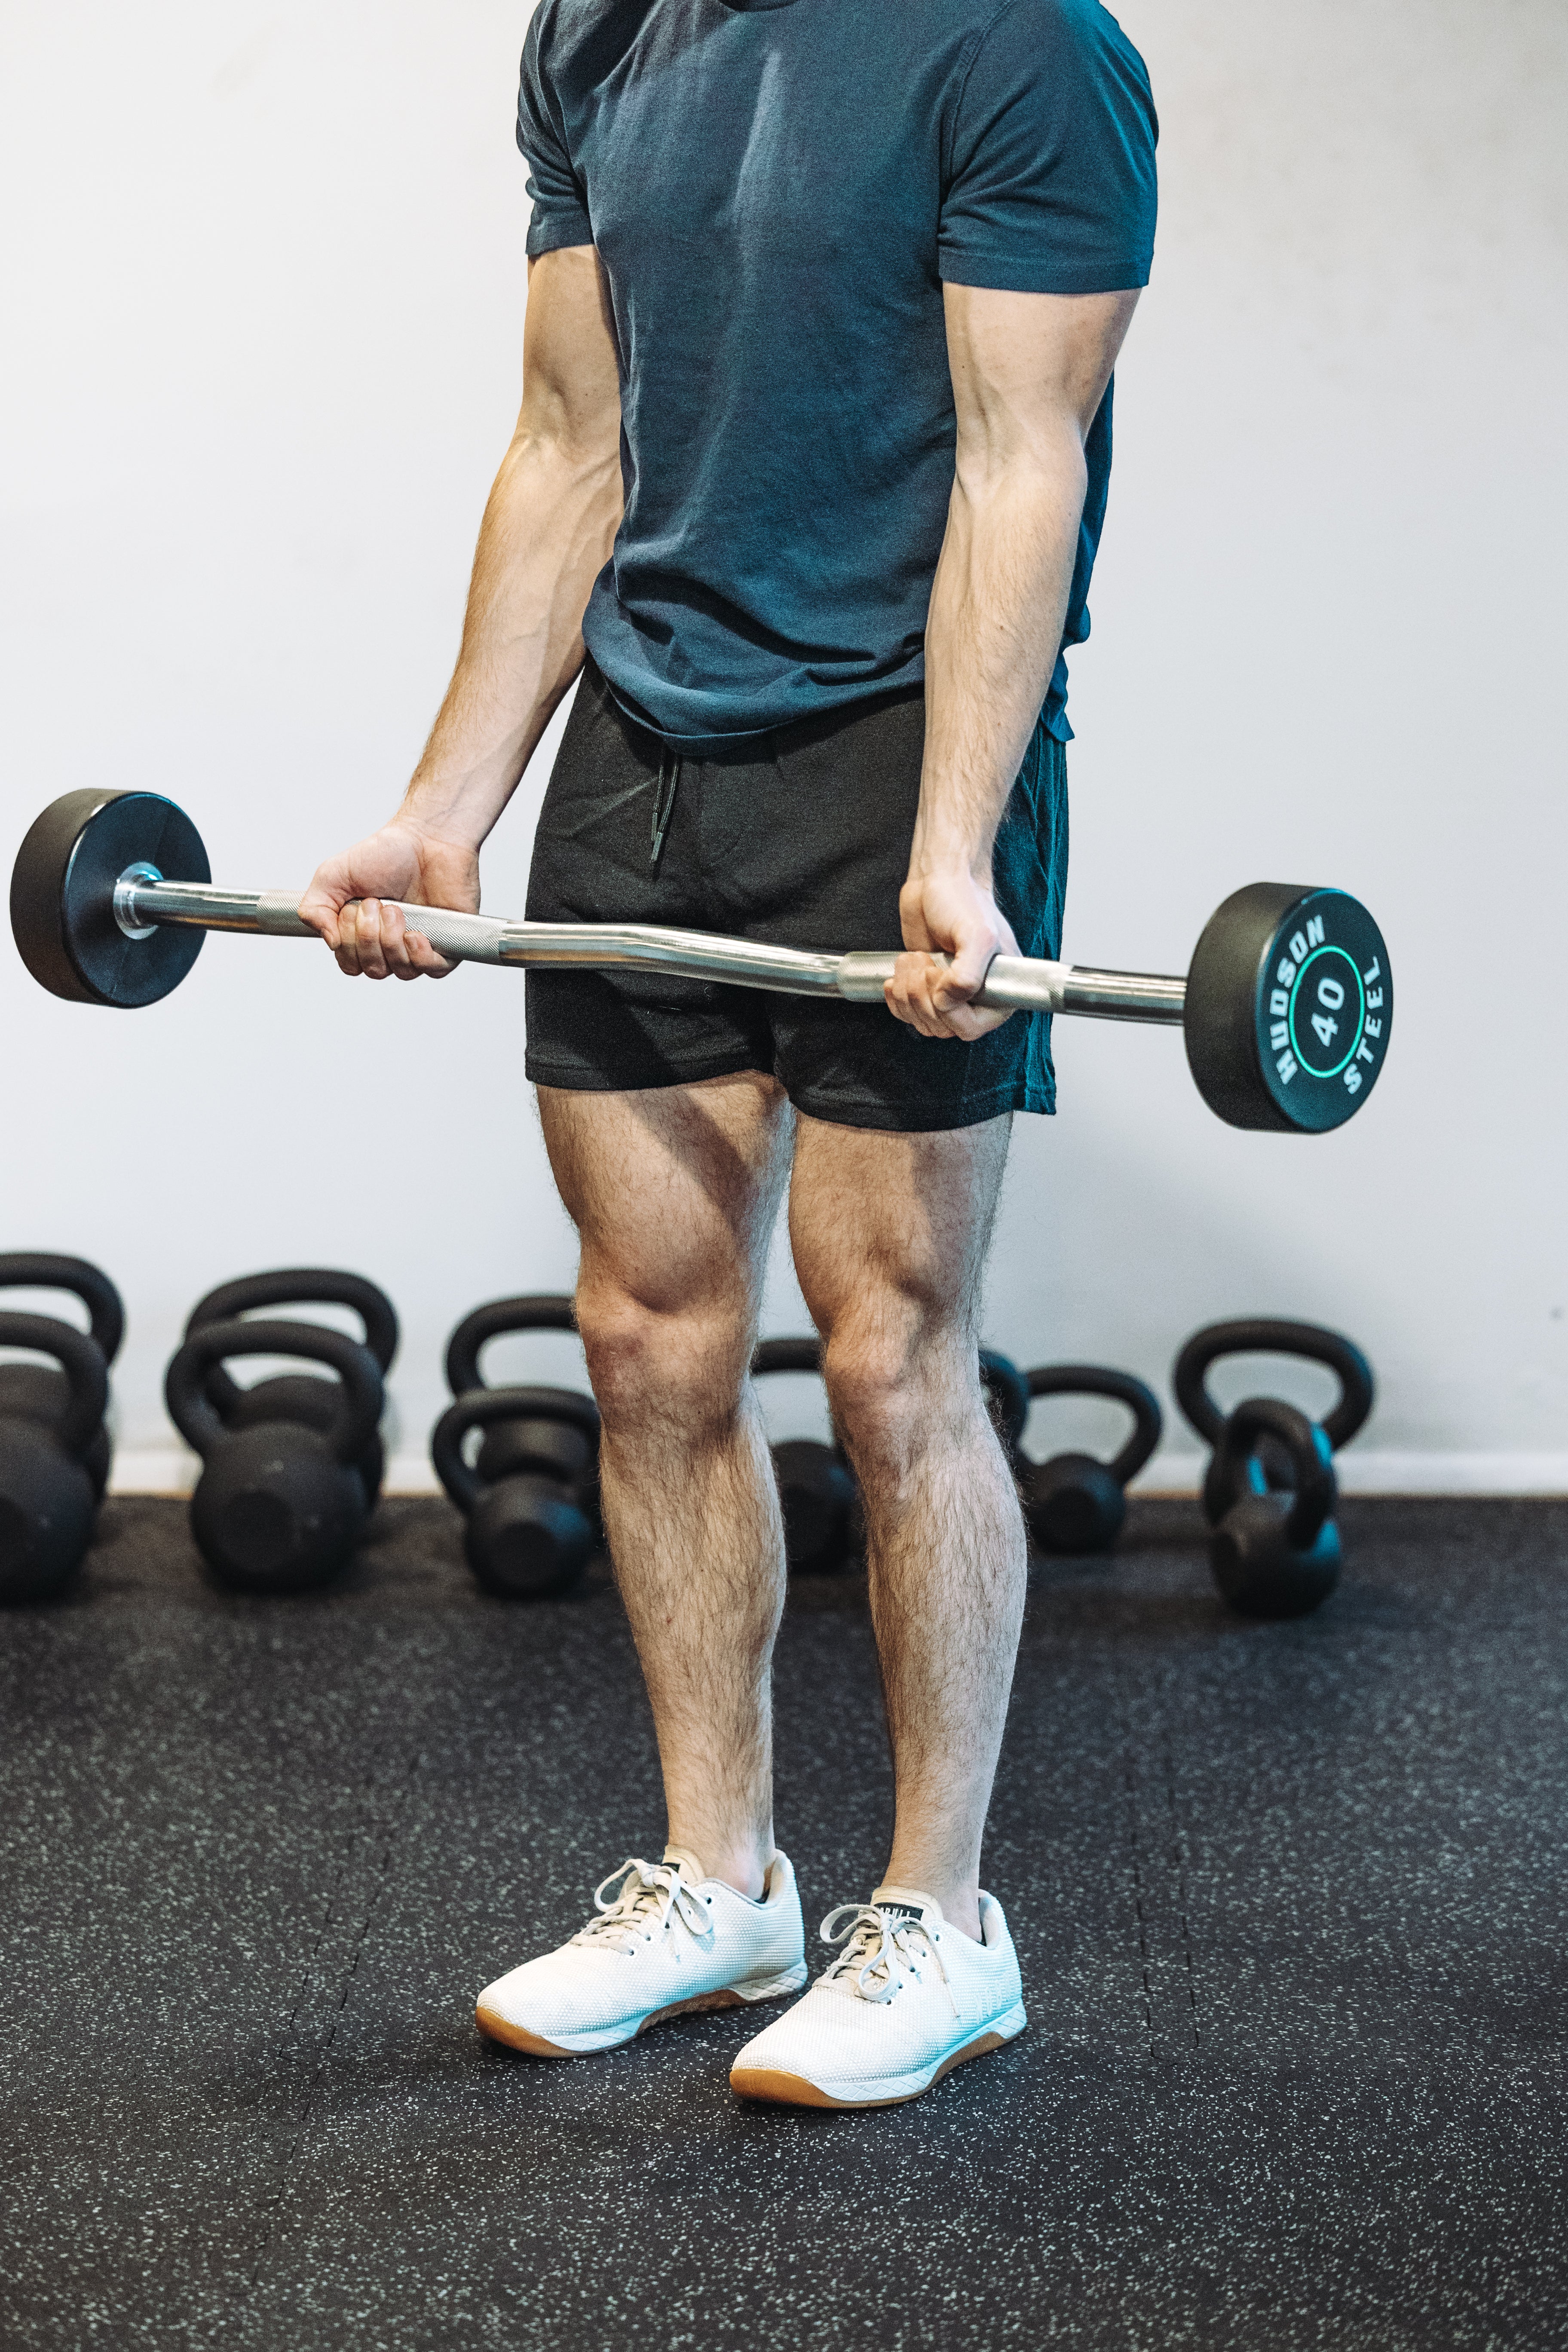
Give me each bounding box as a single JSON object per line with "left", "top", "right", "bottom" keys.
{"left": 432, "top": 1385, "right": 602, "bottom": 1600}
{"left": 444, "top": 1294, "right": 598, "bottom": 1519}
{"left": 1204, "top": 1397, "right": 1341, "bottom": 1618}
{"left": 751, "top": 1338, "right": 859, "bottom": 1575}
{"left": 0, "top": 1255, "right": 123, "bottom": 1501}
{"left": 1019, "top": 1366, "right": 1163, "bottom": 1555}
{"left": 1174, "top": 1317, "right": 1374, "bottom": 1526}
{"left": 165, "top": 1320, "right": 383, "bottom": 1595}
{"left": 0, "top": 1314, "right": 110, "bottom": 1603}
{"left": 185, "top": 1269, "right": 397, "bottom": 1507}
{"left": 1173, "top": 1317, "right": 1374, "bottom": 1619}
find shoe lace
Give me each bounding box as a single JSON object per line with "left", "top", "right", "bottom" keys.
{"left": 570, "top": 1858, "right": 712, "bottom": 1954}
{"left": 818, "top": 1903, "right": 955, "bottom": 2010}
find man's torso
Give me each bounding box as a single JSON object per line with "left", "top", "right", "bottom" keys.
{"left": 519, "top": 0, "right": 1156, "bottom": 745}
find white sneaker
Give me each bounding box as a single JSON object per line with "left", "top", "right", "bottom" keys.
{"left": 729, "top": 1883, "right": 1026, "bottom": 2108}
{"left": 475, "top": 1847, "right": 807, "bottom": 2057}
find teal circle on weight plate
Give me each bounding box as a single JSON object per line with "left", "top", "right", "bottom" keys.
{"left": 1288, "top": 943, "right": 1366, "bottom": 1079}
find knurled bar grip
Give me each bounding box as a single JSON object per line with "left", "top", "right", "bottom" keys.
{"left": 119, "top": 876, "right": 1188, "bottom": 1025}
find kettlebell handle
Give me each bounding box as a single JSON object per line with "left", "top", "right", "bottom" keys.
{"left": 0, "top": 1311, "right": 110, "bottom": 1458}
{"left": 444, "top": 1294, "right": 578, "bottom": 1397}
{"left": 1213, "top": 1396, "right": 1337, "bottom": 1549}
{"left": 186, "top": 1269, "right": 399, "bottom": 1421}
{"left": 0, "top": 1255, "right": 125, "bottom": 1368}
{"left": 1173, "top": 1319, "right": 1374, "bottom": 1452}
{"left": 432, "top": 1383, "right": 603, "bottom": 1513}
{"left": 165, "top": 1319, "right": 384, "bottom": 1464}
{"left": 1024, "top": 1365, "right": 1163, "bottom": 1487}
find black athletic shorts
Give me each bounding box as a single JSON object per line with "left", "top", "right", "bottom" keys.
{"left": 523, "top": 658, "right": 1069, "bottom": 1133}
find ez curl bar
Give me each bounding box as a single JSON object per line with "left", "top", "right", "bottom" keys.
{"left": 10, "top": 788, "right": 1393, "bottom": 1134}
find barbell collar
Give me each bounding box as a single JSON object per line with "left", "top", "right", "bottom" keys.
{"left": 112, "top": 870, "right": 1188, "bottom": 1025}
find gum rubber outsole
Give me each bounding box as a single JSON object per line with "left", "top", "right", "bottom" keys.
{"left": 729, "top": 2024, "right": 1019, "bottom": 2110}
{"left": 476, "top": 1977, "right": 802, "bottom": 2059}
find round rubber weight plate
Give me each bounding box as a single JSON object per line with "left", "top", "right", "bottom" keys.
{"left": 10, "top": 790, "right": 210, "bottom": 1008}
{"left": 1185, "top": 883, "right": 1393, "bottom": 1133}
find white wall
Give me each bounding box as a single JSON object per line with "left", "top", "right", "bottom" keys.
{"left": 1, "top": 0, "right": 1564, "bottom": 1492}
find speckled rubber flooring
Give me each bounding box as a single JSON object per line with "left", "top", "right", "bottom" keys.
{"left": 2, "top": 1497, "right": 1566, "bottom": 2350}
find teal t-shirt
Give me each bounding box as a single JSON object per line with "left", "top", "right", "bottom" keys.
{"left": 518, "top": 0, "right": 1157, "bottom": 747}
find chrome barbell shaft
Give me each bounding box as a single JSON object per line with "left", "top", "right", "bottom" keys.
{"left": 113, "top": 874, "right": 1188, "bottom": 1026}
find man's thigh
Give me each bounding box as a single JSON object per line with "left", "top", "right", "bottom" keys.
{"left": 536, "top": 1072, "right": 793, "bottom": 1326}
{"left": 787, "top": 1110, "right": 1013, "bottom": 1343}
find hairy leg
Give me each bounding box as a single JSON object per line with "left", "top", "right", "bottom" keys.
{"left": 790, "top": 1112, "right": 1023, "bottom": 1939}
{"left": 537, "top": 1073, "right": 793, "bottom": 1898}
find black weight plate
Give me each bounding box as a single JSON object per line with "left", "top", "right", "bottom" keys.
{"left": 11, "top": 789, "right": 210, "bottom": 1008}
{"left": 1185, "top": 883, "right": 1392, "bottom": 1134}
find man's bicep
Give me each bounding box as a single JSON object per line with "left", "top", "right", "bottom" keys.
{"left": 520, "top": 247, "right": 622, "bottom": 450}
{"left": 943, "top": 283, "right": 1139, "bottom": 456}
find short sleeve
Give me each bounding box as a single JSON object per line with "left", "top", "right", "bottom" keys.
{"left": 517, "top": 14, "right": 593, "bottom": 257}
{"left": 939, "top": 0, "right": 1158, "bottom": 294}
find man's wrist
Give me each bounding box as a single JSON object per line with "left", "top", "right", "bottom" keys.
{"left": 395, "top": 781, "right": 487, "bottom": 858}
{"left": 904, "top": 845, "right": 995, "bottom": 891}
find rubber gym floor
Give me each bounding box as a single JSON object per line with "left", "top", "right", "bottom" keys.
{"left": 3, "top": 1496, "right": 1565, "bottom": 2352}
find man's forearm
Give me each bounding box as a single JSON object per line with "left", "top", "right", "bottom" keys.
{"left": 401, "top": 421, "right": 622, "bottom": 851}
{"left": 913, "top": 426, "right": 1087, "bottom": 883}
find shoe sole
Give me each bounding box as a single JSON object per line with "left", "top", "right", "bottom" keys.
{"left": 729, "top": 2009, "right": 1027, "bottom": 2110}
{"left": 476, "top": 1966, "right": 808, "bottom": 2059}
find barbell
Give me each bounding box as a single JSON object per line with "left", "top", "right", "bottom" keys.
{"left": 9, "top": 788, "right": 1393, "bottom": 1133}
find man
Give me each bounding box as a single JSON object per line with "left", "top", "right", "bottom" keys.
{"left": 301, "top": 0, "right": 1156, "bottom": 2110}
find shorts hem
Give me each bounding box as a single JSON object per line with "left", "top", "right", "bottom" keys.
{"left": 783, "top": 1081, "right": 1056, "bottom": 1135}
{"left": 525, "top": 1054, "right": 1056, "bottom": 1132}
{"left": 525, "top": 1047, "right": 770, "bottom": 1094}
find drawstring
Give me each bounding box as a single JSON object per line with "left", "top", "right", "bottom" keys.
{"left": 650, "top": 748, "right": 681, "bottom": 870}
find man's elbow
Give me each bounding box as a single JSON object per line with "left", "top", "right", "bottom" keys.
{"left": 502, "top": 411, "right": 622, "bottom": 490}
{"left": 953, "top": 416, "right": 1088, "bottom": 512}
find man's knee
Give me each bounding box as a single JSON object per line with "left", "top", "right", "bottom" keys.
{"left": 576, "top": 1284, "right": 751, "bottom": 1440}
{"left": 821, "top": 1317, "right": 973, "bottom": 1467}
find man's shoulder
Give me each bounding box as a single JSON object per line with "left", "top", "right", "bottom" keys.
{"left": 959, "top": 0, "right": 1144, "bottom": 50}
{"left": 528, "top": 0, "right": 656, "bottom": 72}
{"left": 954, "top": 0, "right": 1152, "bottom": 107}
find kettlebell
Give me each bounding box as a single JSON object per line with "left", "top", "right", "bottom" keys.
{"left": 1204, "top": 1396, "right": 1341, "bottom": 1618}
{"left": 0, "top": 1314, "right": 110, "bottom": 1603}
{"left": 185, "top": 1269, "right": 398, "bottom": 1507}
{"left": 432, "top": 1384, "right": 602, "bottom": 1600}
{"left": 1173, "top": 1317, "right": 1374, "bottom": 1527}
{"left": 0, "top": 1255, "right": 123, "bottom": 1501}
{"left": 444, "top": 1294, "right": 597, "bottom": 1516}
{"left": 1173, "top": 1317, "right": 1374, "bottom": 1619}
{"left": 165, "top": 1320, "right": 384, "bottom": 1595}
{"left": 751, "top": 1338, "right": 859, "bottom": 1575}
{"left": 1019, "top": 1366, "right": 1163, "bottom": 1555}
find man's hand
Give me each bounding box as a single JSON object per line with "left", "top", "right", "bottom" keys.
{"left": 888, "top": 866, "right": 1020, "bottom": 1041}
{"left": 298, "top": 822, "right": 480, "bottom": 980}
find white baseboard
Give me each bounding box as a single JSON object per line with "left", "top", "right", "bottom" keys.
{"left": 106, "top": 1448, "right": 444, "bottom": 1498}
{"left": 105, "top": 1447, "right": 1568, "bottom": 1501}
{"left": 1134, "top": 1450, "right": 1568, "bottom": 1499}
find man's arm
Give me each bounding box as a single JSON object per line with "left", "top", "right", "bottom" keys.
{"left": 886, "top": 282, "right": 1140, "bottom": 1039}
{"left": 299, "top": 245, "right": 622, "bottom": 978}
